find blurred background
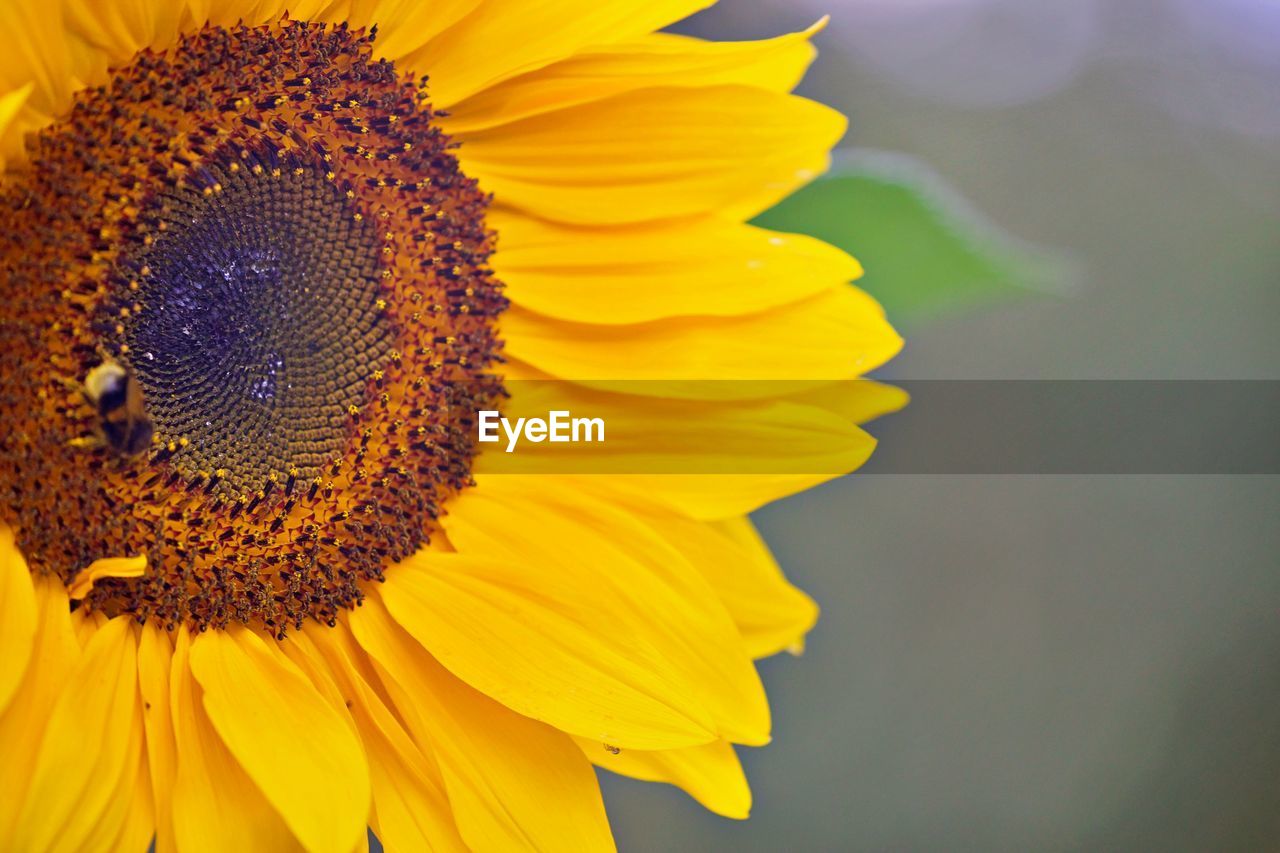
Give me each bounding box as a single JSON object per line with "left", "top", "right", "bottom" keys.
{"left": 603, "top": 1, "right": 1280, "bottom": 849}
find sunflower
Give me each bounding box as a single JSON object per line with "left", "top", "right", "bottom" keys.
{"left": 0, "top": 1, "right": 902, "bottom": 850}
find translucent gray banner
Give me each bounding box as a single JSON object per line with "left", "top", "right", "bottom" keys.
{"left": 469, "top": 380, "right": 1279, "bottom": 475}
{"left": 859, "top": 380, "right": 1280, "bottom": 475}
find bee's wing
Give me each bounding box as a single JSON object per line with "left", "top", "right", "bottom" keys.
{"left": 125, "top": 418, "right": 155, "bottom": 456}
{"left": 124, "top": 373, "right": 147, "bottom": 418}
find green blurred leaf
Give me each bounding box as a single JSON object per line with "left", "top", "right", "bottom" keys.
{"left": 752, "top": 148, "right": 1071, "bottom": 326}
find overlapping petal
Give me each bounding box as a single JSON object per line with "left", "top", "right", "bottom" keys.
{"left": 115, "top": 754, "right": 157, "bottom": 852}
{"left": 0, "top": 84, "right": 33, "bottom": 172}
{"left": 11, "top": 616, "right": 141, "bottom": 852}
{"left": 502, "top": 287, "right": 901, "bottom": 383}
{"left": 169, "top": 629, "right": 302, "bottom": 853}
{"left": 579, "top": 738, "right": 752, "bottom": 820}
{"left": 444, "top": 477, "right": 772, "bottom": 745}
{"left": 403, "top": 0, "right": 716, "bottom": 107}
{"left": 137, "top": 622, "right": 179, "bottom": 853}
{"left": 379, "top": 548, "right": 720, "bottom": 750}
{"left": 350, "top": 593, "right": 615, "bottom": 851}
{"left": 0, "top": 526, "right": 36, "bottom": 716}
{"left": 188, "top": 626, "right": 371, "bottom": 853}
{"left": 443, "top": 22, "right": 822, "bottom": 133}
{"left": 0, "top": 579, "right": 79, "bottom": 838}
{"left": 62, "top": 0, "right": 188, "bottom": 66}
{"left": 302, "top": 626, "right": 469, "bottom": 853}
{"left": 639, "top": 512, "right": 819, "bottom": 658}
{"left": 492, "top": 209, "right": 861, "bottom": 324}
{"left": 0, "top": 0, "right": 84, "bottom": 129}
{"left": 458, "top": 85, "right": 845, "bottom": 224}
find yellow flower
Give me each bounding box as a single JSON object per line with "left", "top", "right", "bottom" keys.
{"left": 0, "top": 1, "right": 902, "bottom": 850}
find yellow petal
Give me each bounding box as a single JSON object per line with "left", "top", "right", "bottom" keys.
{"left": 72, "top": 605, "right": 108, "bottom": 647}
{"left": 63, "top": 0, "right": 186, "bottom": 67}
{"left": 67, "top": 553, "right": 147, "bottom": 600}
{"left": 472, "top": 482, "right": 819, "bottom": 657}
{"left": 578, "top": 738, "right": 751, "bottom": 819}
{"left": 169, "top": 628, "right": 303, "bottom": 853}
{"left": 0, "top": 83, "right": 34, "bottom": 172}
{"left": 443, "top": 21, "right": 823, "bottom": 133}
{"left": 272, "top": 628, "right": 356, "bottom": 715}
{"left": 12, "top": 616, "right": 141, "bottom": 852}
{"left": 0, "top": 0, "right": 84, "bottom": 129}
{"left": 691, "top": 517, "right": 819, "bottom": 658}
{"left": 0, "top": 525, "right": 36, "bottom": 716}
{"left": 113, "top": 743, "right": 156, "bottom": 852}
{"left": 272, "top": 628, "right": 467, "bottom": 852}
{"left": 349, "top": 593, "right": 615, "bottom": 851}
{"left": 360, "top": 0, "right": 484, "bottom": 68}
{"left": 380, "top": 549, "right": 718, "bottom": 749}
{"left": 138, "top": 621, "right": 178, "bottom": 853}
{"left": 491, "top": 209, "right": 860, "bottom": 324}
{"left": 445, "top": 477, "right": 772, "bottom": 746}
{"left": 304, "top": 627, "right": 469, "bottom": 853}
{"left": 188, "top": 626, "right": 372, "bottom": 853}
{"left": 0, "top": 577, "right": 80, "bottom": 837}
{"left": 459, "top": 85, "right": 844, "bottom": 224}
{"left": 408, "top": 0, "right": 715, "bottom": 107}
{"left": 606, "top": 505, "right": 819, "bottom": 658}
{"left": 502, "top": 286, "right": 902, "bottom": 382}
{"left": 608, "top": 474, "right": 852, "bottom": 521}
{"left": 57, "top": 623, "right": 149, "bottom": 853}
{"left": 82, "top": 704, "right": 148, "bottom": 853}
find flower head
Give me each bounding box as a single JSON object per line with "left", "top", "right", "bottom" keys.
{"left": 0, "top": 2, "right": 901, "bottom": 850}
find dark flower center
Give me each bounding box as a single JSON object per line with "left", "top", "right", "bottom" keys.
{"left": 117, "top": 151, "right": 390, "bottom": 493}
{"left": 0, "top": 19, "right": 506, "bottom": 636}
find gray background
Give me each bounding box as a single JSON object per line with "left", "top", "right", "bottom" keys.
{"left": 603, "top": 1, "right": 1280, "bottom": 849}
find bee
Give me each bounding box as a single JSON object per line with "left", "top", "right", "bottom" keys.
{"left": 69, "top": 360, "right": 155, "bottom": 457}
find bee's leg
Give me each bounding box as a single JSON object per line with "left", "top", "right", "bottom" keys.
{"left": 68, "top": 434, "right": 104, "bottom": 450}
